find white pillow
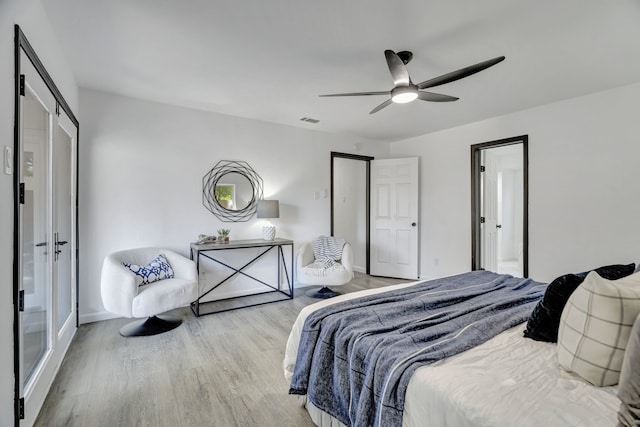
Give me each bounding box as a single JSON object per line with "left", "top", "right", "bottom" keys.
{"left": 557, "top": 271, "right": 640, "bottom": 386}
{"left": 618, "top": 313, "right": 640, "bottom": 426}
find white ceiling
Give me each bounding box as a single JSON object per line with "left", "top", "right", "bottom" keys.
{"left": 41, "top": 0, "right": 640, "bottom": 143}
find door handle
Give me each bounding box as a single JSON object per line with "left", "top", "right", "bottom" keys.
{"left": 53, "top": 232, "right": 67, "bottom": 261}
{"left": 35, "top": 241, "right": 48, "bottom": 255}
{"left": 496, "top": 224, "right": 502, "bottom": 229}
{"left": 55, "top": 239, "right": 67, "bottom": 260}
{"left": 411, "top": 222, "right": 417, "bottom": 227}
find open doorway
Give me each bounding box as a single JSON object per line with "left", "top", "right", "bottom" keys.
{"left": 331, "top": 152, "right": 373, "bottom": 274}
{"left": 471, "top": 136, "right": 528, "bottom": 277}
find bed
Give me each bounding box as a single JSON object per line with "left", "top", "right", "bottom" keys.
{"left": 283, "top": 271, "right": 622, "bottom": 427}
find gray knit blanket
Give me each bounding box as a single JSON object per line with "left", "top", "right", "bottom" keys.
{"left": 289, "top": 270, "right": 547, "bottom": 427}
{"left": 311, "top": 236, "right": 346, "bottom": 268}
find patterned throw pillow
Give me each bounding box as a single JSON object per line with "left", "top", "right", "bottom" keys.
{"left": 122, "top": 254, "right": 174, "bottom": 286}
{"left": 524, "top": 263, "right": 635, "bottom": 342}
{"left": 557, "top": 271, "right": 640, "bottom": 386}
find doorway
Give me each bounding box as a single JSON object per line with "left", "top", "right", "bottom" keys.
{"left": 14, "top": 26, "right": 79, "bottom": 424}
{"left": 331, "top": 152, "right": 373, "bottom": 274}
{"left": 471, "top": 136, "right": 528, "bottom": 277}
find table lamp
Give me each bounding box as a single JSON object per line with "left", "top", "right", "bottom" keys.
{"left": 257, "top": 200, "right": 279, "bottom": 241}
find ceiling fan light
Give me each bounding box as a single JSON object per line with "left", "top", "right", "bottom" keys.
{"left": 392, "top": 92, "right": 418, "bottom": 103}
{"left": 391, "top": 86, "right": 418, "bottom": 103}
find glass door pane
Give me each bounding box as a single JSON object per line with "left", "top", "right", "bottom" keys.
{"left": 22, "top": 87, "right": 51, "bottom": 387}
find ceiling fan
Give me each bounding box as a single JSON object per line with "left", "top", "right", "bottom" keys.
{"left": 319, "top": 50, "right": 505, "bottom": 114}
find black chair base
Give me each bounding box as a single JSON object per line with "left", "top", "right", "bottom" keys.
{"left": 307, "top": 286, "right": 341, "bottom": 299}
{"left": 119, "top": 315, "right": 182, "bottom": 337}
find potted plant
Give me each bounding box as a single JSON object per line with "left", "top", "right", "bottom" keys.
{"left": 217, "top": 228, "right": 230, "bottom": 242}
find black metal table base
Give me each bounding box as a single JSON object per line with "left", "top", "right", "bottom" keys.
{"left": 190, "top": 239, "right": 294, "bottom": 316}
{"left": 191, "top": 290, "right": 292, "bottom": 316}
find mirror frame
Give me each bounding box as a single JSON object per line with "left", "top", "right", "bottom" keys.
{"left": 471, "top": 135, "right": 529, "bottom": 277}
{"left": 202, "top": 160, "right": 263, "bottom": 222}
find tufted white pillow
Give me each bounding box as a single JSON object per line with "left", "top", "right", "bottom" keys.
{"left": 557, "top": 271, "right": 640, "bottom": 386}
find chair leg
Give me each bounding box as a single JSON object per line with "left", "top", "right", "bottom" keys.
{"left": 307, "top": 286, "right": 341, "bottom": 299}
{"left": 119, "top": 315, "right": 182, "bottom": 337}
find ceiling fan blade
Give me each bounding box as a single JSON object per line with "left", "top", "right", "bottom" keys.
{"left": 319, "top": 91, "right": 389, "bottom": 97}
{"left": 385, "top": 50, "right": 410, "bottom": 86}
{"left": 417, "top": 56, "right": 505, "bottom": 90}
{"left": 369, "top": 99, "right": 393, "bottom": 114}
{"left": 417, "top": 91, "right": 459, "bottom": 102}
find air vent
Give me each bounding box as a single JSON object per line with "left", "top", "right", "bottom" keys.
{"left": 300, "top": 117, "right": 320, "bottom": 124}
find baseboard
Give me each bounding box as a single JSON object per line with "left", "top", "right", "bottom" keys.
{"left": 353, "top": 265, "right": 366, "bottom": 274}
{"left": 80, "top": 311, "right": 119, "bottom": 324}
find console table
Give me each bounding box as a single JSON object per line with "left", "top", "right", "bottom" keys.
{"left": 190, "top": 238, "right": 294, "bottom": 316}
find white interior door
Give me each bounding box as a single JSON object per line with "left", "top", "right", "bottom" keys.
{"left": 481, "top": 150, "right": 499, "bottom": 272}
{"left": 370, "top": 158, "right": 419, "bottom": 279}
{"left": 18, "top": 48, "right": 77, "bottom": 426}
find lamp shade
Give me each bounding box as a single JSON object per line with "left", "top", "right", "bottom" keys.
{"left": 257, "top": 200, "right": 279, "bottom": 219}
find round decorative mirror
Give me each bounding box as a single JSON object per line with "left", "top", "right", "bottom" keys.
{"left": 202, "top": 160, "right": 263, "bottom": 222}
{"left": 214, "top": 172, "right": 253, "bottom": 211}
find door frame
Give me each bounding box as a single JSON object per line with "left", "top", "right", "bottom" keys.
{"left": 330, "top": 152, "right": 374, "bottom": 275}
{"left": 13, "top": 25, "right": 80, "bottom": 424}
{"left": 471, "top": 135, "right": 528, "bottom": 277}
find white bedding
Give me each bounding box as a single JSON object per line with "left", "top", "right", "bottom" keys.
{"left": 284, "top": 281, "right": 620, "bottom": 427}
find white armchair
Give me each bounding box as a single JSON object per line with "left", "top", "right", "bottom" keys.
{"left": 101, "top": 247, "right": 198, "bottom": 336}
{"left": 296, "top": 240, "right": 354, "bottom": 298}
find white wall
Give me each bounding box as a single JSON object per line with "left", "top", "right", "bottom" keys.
{"left": 0, "top": 0, "right": 79, "bottom": 424}
{"left": 390, "top": 81, "right": 640, "bottom": 283}
{"left": 79, "top": 89, "right": 388, "bottom": 323}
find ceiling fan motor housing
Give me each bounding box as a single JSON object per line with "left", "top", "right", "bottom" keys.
{"left": 397, "top": 51, "right": 413, "bottom": 65}
{"left": 391, "top": 84, "right": 418, "bottom": 103}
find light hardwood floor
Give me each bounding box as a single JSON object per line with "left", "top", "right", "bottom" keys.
{"left": 35, "top": 273, "right": 408, "bottom": 427}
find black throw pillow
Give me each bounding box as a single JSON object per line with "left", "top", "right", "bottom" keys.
{"left": 523, "top": 263, "right": 635, "bottom": 342}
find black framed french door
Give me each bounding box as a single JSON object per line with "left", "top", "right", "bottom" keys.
{"left": 14, "top": 25, "right": 79, "bottom": 425}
